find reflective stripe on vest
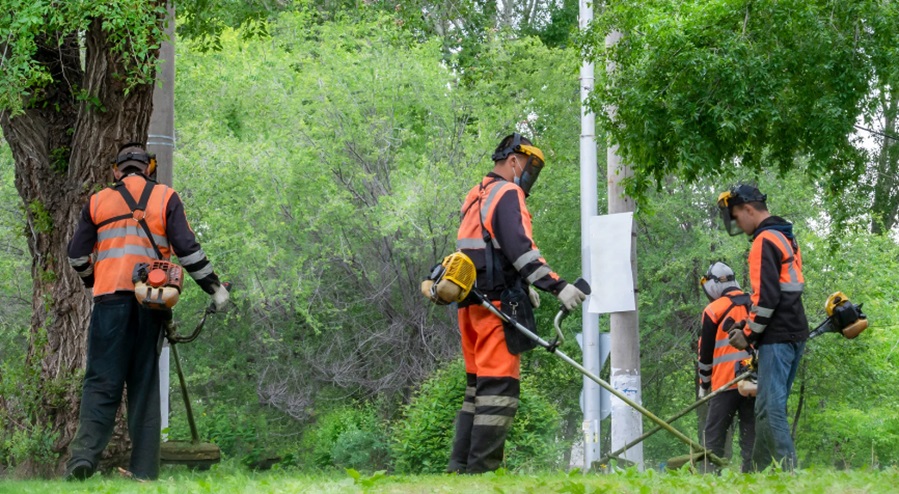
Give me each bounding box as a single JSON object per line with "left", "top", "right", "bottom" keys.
{"left": 457, "top": 179, "right": 523, "bottom": 255}
{"left": 90, "top": 177, "right": 174, "bottom": 296}
{"left": 701, "top": 293, "right": 751, "bottom": 391}
{"left": 758, "top": 230, "right": 805, "bottom": 293}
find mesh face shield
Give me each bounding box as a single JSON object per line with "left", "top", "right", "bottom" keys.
{"left": 492, "top": 133, "right": 545, "bottom": 196}
{"left": 699, "top": 262, "right": 739, "bottom": 301}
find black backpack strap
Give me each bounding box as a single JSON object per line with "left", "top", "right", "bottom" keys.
{"left": 106, "top": 180, "right": 164, "bottom": 260}
{"left": 477, "top": 177, "right": 506, "bottom": 292}
{"left": 718, "top": 292, "right": 752, "bottom": 327}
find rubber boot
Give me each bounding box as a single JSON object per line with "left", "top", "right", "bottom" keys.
{"left": 447, "top": 373, "right": 477, "bottom": 473}
{"left": 466, "top": 376, "right": 519, "bottom": 474}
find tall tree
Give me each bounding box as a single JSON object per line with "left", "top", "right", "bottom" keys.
{"left": 0, "top": 1, "right": 166, "bottom": 476}
{"left": 0, "top": 0, "right": 284, "bottom": 476}
{"left": 581, "top": 0, "right": 898, "bottom": 200}
{"left": 868, "top": 87, "right": 899, "bottom": 234}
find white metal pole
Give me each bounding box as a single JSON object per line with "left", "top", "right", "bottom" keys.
{"left": 579, "top": 0, "right": 602, "bottom": 471}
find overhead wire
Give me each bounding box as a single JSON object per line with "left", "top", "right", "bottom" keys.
{"left": 854, "top": 124, "right": 899, "bottom": 142}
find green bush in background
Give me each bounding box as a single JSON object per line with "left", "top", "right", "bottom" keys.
{"left": 299, "top": 402, "right": 389, "bottom": 472}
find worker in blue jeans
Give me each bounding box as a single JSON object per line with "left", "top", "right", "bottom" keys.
{"left": 717, "top": 184, "right": 808, "bottom": 471}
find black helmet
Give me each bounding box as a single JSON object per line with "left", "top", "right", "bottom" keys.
{"left": 716, "top": 184, "right": 766, "bottom": 236}
{"left": 717, "top": 184, "right": 766, "bottom": 209}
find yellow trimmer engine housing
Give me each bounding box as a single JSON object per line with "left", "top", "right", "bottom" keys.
{"left": 825, "top": 291, "right": 868, "bottom": 339}
{"left": 421, "top": 252, "right": 476, "bottom": 305}
{"left": 132, "top": 260, "right": 183, "bottom": 310}
{"left": 736, "top": 355, "right": 758, "bottom": 397}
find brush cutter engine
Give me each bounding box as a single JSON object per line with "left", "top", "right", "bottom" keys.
{"left": 132, "top": 260, "right": 183, "bottom": 310}
{"left": 824, "top": 291, "right": 867, "bottom": 339}
{"left": 809, "top": 291, "right": 868, "bottom": 339}
{"left": 421, "top": 252, "right": 476, "bottom": 305}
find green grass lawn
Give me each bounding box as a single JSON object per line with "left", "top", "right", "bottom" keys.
{"left": 0, "top": 465, "right": 896, "bottom": 494}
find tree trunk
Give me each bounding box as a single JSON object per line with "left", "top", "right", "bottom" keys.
{"left": 0, "top": 16, "right": 159, "bottom": 477}
{"left": 870, "top": 86, "right": 899, "bottom": 235}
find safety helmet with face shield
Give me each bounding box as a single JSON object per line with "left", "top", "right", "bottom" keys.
{"left": 716, "top": 184, "right": 766, "bottom": 236}
{"left": 700, "top": 262, "right": 740, "bottom": 301}
{"left": 492, "top": 133, "right": 545, "bottom": 196}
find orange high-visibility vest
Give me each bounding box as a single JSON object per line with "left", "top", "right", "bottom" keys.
{"left": 698, "top": 292, "right": 751, "bottom": 391}
{"left": 89, "top": 176, "right": 175, "bottom": 296}
{"left": 457, "top": 177, "right": 535, "bottom": 293}
{"left": 747, "top": 229, "right": 804, "bottom": 334}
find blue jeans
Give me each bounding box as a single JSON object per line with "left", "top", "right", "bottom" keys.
{"left": 752, "top": 340, "right": 805, "bottom": 471}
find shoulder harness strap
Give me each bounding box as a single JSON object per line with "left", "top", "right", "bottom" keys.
{"left": 96, "top": 180, "right": 164, "bottom": 260}
{"left": 476, "top": 177, "right": 505, "bottom": 291}
{"left": 718, "top": 292, "right": 751, "bottom": 326}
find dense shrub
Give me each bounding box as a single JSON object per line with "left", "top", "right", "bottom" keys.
{"left": 299, "top": 403, "right": 389, "bottom": 472}
{"left": 391, "top": 358, "right": 564, "bottom": 474}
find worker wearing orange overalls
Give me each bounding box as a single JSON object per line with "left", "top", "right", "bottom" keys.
{"left": 698, "top": 262, "right": 755, "bottom": 472}
{"left": 65, "top": 143, "right": 229, "bottom": 480}
{"left": 448, "top": 133, "right": 586, "bottom": 474}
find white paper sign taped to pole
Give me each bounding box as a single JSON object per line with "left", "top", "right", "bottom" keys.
{"left": 587, "top": 212, "right": 635, "bottom": 313}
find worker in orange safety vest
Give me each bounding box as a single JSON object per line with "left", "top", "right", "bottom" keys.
{"left": 697, "top": 261, "right": 755, "bottom": 473}
{"left": 717, "top": 183, "right": 808, "bottom": 472}
{"left": 65, "top": 142, "right": 229, "bottom": 481}
{"left": 447, "top": 133, "right": 586, "bottom": 474}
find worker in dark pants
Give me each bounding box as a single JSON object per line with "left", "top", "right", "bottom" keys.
{"left": 697, "top": 262, "right": 755, "bottom": 473}
{"left": 65, "top": 142, "right": 229, "bottom": 480}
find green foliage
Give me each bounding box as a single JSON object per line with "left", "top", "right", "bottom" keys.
{"left": 299, "top": 403, "right": 389, "bottom": 472}
{"left": 7, "top": 467, "right": 899, "bottom": 493}
{"left": 582, "top": 0, "right": 898, "bottom": 200}
{"left": 345, "top": 467, "right": 387, "bottom": 488}
{"left": 390, "top": 358, "right": 563, "bottom": 474}
{"left": 0, "top": 326, "right": 64, "bottom": 475}
{"left": 169, "top": 7, "right": 584, "bottom": 458}
{"left": 0, "top": 0, "right": 167, "bottom": 114}
{"left": 0, "top": 143, "right": 29, "bottom": 367}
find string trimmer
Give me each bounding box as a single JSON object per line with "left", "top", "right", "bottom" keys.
{"left": 607, "top": 291, "right": 868, "bottom": 469}
{"left": 158, "top": 285, "right": 230, "bottom": 470}
{"left": 421, "top": 252, "right": 728, "bottom": 468}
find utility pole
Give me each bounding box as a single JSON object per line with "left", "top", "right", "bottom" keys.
{"left": 149, "top": 0, "right": 175, "bottom": 440}
{"left": 578, "top": 0, "right": 602, "bottom": 470}
{"left": 605, "top": 30, "right": 643, "bottom": 469}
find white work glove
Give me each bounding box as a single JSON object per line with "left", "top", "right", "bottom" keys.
{"left": 527, "top": 285, "right": 540, "bottom": 309}
{"left": 211, "top": 283, "right": 230, "bottom": 312}
{"left": 557, "top": 283, "right": 587, "bottom": 311}
{"left": 698, "top": 387, "right": 709, "bottom": 399}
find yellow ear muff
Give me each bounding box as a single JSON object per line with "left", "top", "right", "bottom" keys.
{"left": 147, "top": 156, "right": 157, "bottom": 175}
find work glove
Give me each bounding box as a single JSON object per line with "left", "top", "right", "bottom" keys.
{"left": 528, "top": 285, "right": 541, "bottom": 309}
{"left": 698, "top": 387, "right": 709, "bottom": 399}
{"left": 211, "top": 283, "right": 230, "bottom": 312}
{"left": 728, "top": 321, "right": 750, "bottom": 350}
{"left": 557, "top": 283, "right": 587, "bottom": 311}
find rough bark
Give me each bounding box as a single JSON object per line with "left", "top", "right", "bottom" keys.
{"left": 0, "top": 15, "right": 160, "bottom": 477}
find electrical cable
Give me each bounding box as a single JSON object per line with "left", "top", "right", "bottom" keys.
{"left": 854, "top": 124, "right": 899, "bottom": 142}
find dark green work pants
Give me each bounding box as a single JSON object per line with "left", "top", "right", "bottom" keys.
{"left": 67, "top": 297, "right": 166, "bottom": 480}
